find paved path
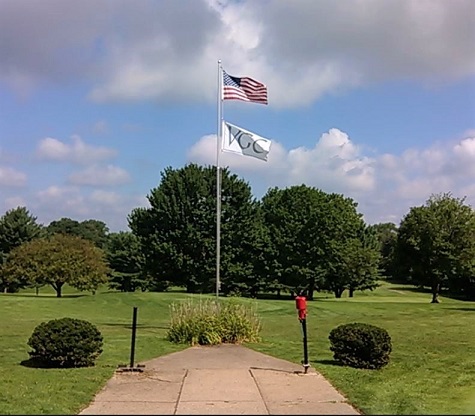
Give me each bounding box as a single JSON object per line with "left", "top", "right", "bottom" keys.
{"left": 79, "top": 344, "right": 361, "bottom": 415}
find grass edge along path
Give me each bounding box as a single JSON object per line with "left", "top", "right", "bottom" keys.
{"left": 0, "top": 282, "right": 474, "bottom": 415}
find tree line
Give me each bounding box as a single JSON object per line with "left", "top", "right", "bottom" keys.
{"left": 1, "top": 163, "right": 474, "bottom": 301}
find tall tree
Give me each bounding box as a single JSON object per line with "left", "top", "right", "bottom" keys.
{"left": 106, "top": 231, "right": 147, "bottom": 292}
{"left": 346, "top": 226, "right": 381, "bottom": 297}
{"left": 318, "top": 196, "right": 380, "bottom": 298}
{"left": 0, "top": 207, "right": 43, "bottom": 292}
{"left": 395, "top": 193, "right": 475, "bottom": 303}
{"left": 128, "top": 163, "right": 262, "bottom": 294}
{"left": 261, "top": 186, "right": 326, "bottom": 299}
{"left": 1, "top": 234, "right": 110, "bottom": 297}
{"left": 261, "top": 185, "right": 372, "bottom": 299}
{"left": 0, "top": 206, "right": 43, "bottom": 258}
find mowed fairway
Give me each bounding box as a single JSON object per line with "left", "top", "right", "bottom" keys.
{"left": 1, "top": 282, "right": 474, "bottom": 415}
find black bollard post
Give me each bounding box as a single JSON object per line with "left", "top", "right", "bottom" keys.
{"left": 301, "top": 317, "right": 309, "bottom": 373}
{"left": 129, "top": 306, "right": 138, "bottom": 368}
{"left": 116, "top": 306, "right": 144, "bottom": 372}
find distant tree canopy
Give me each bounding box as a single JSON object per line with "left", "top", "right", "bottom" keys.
{"left": 343, "top": 225, "right": 381, "bottom": 297}
{"left": 106, "top": 231, "right": 147, "bottom": 292}
{"left": 1, "top": 234, "right": 110, "bottom": 297}
{"left": 368, "top": 222, "right": 398, "bottom": 278}
{"left": 395, "top": 193, "right": 475, "bottom": 302}
{"left": 46, "top": 218, "right": 109, "bottom": 248}
{"left": 129, "top": 163, "right": 262, "bottom": 294}
{"left": 2, "top": 167, "right": 474, "bottom": 303}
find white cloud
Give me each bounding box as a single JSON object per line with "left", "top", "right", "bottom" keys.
{"left": 7, "top": 128, "right": 473, "bottom": 232}
{"left": 453, "top": 137, "right": 475, "bottom": 174}
{"left": 286, "top": 129, "right": 375, "bottom": 193}
{"left": 0, "top": 1, "right": 109, "bottom": 95}
{"left": 1, "top": 0, "right": 473, "bottom": 106}
{"left": 4, "top": 196, "right": 27, "bottom": 210}
{"left": 36, "top": 135, "right": 117, "bottom": 165}
{"left": 189, "top": 129, "right": 475, "bottom": 225}
{"left": 36, "top": 186, "right": 89, "bottom": 215}
{"left": 90, "top": 190, "right": 123, "bottom": 205}
{"left": 189, "top": 128, "right": 376, "bottom": 195}
{"left": 68, "top": 164, "right": 131, "bottom": 186}
{"left": 32, "top": 185, "right": 146, "bottom": 231}
{"left": 0, "top": 166, "right": 27, "bottom": 187}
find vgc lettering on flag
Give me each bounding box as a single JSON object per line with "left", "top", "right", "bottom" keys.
{"left": 222, "top": 121, "right": 272, "bottom": 162}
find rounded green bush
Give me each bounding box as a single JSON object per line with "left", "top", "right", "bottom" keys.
{"left": 27, "top": 317, "right": 103, "bottom": 368}
{"left": 328, "top": 322, "right": 392, "bottom": 369}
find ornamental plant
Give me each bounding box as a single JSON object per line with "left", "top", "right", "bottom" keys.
{"left": 27, "top": 317, "right": 103, "bottom": 368}
{"left": 167, "top": 298, "right": 261, "bottom": 345}
{"left": 329, "top": 322, "right": 392, "bottom": 369}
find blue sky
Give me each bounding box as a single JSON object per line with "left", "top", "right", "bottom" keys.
{"left": 1, "top": 0, "right": 474, "bottom": 231}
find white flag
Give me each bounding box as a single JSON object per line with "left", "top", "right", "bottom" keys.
{"left": 222, "top": 121, "right": 272, "bottom": 162}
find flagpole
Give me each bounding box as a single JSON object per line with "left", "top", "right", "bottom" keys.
{"left": 216, "top": 60, "right": 223, "bottom": 299}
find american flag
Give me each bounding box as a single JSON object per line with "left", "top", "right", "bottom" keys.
{"left": 222, "top": 70, "right": 268, "bottom": 105}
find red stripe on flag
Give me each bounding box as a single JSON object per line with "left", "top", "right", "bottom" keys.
{"left": 222, "top": 74, "right": 268, "bottom": 104}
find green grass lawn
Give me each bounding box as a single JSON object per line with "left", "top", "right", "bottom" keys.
{"left": 1, "top": 282, "right": 474, "bottom": 415}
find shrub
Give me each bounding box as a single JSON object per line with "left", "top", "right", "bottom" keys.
{"left": 27, "top": 317, "right": 103, "bottom": 368}
{"left": 328, "top": 322, "right": 392, "bottom": 369}
{"left": 167, "top": 298, "right": 261, "bottom": 345}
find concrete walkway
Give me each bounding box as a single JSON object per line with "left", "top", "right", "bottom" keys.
{"left": 79, "top": 344, "right": 361, "bottom": 415}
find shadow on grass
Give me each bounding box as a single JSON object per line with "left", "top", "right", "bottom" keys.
{"left": 251, "top": 293, "right": 294, "bottom": 301}
{"left": 99, "top": 322, "right": 169, "bottom": 330}
{"left": 244, "top": 292, "right": 328, "bottom": 301}
{"left": 447, "top": 307, "right": 475, "bottom": 312}
{"left": 20, "top": 358, "right": 56, "bottom": 369}
{"left": 390, "top": 285, "right": 432, "bottom": 294}
{"left": 314, "top": 359, "right": 344, "bottom": 367}
{"left": 390, "top": 285, "right": 475, "bottom": 302}
{"left": 4, "top": 293, "right": 88, "bottom": 298}
{"left": 20, "top": 358, "right": 97, "bottom": 369}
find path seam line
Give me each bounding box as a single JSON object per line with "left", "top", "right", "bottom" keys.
{"left": 173, "top": 369, "right": 188, "bottom": 415}
{"left": 249, "top": 368, "right": 270, "bottom": 415}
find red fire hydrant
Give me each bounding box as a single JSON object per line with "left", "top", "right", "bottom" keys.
{"left": 295, "top": 294, "right": 307, "bottom": 321}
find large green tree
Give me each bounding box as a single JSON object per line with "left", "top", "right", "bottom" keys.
{"left": 0, "top": 207, "right": 43, "bottom": 292}
{"left": 261, "top": 185, "right": 377, "bottom": 299}
{"left": 1, "top": 234, "right": 110, "bottom": 297}
{"left": 316, "top": 195, "right": 380, "bottom": 298}
{"left": 395, "top": 193, "right": 475, "bottom": 303}
{"left": 128, "top": 164, "right": 262, "bottom": 294}
{"left": 106, "top": 231, "right": 147, "bottom": 292}
{"left": 261, "top": 186, "right": 327, "bottom": 298}
{"left": 46, "top": 218, "right": 109, "bottom": 248}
